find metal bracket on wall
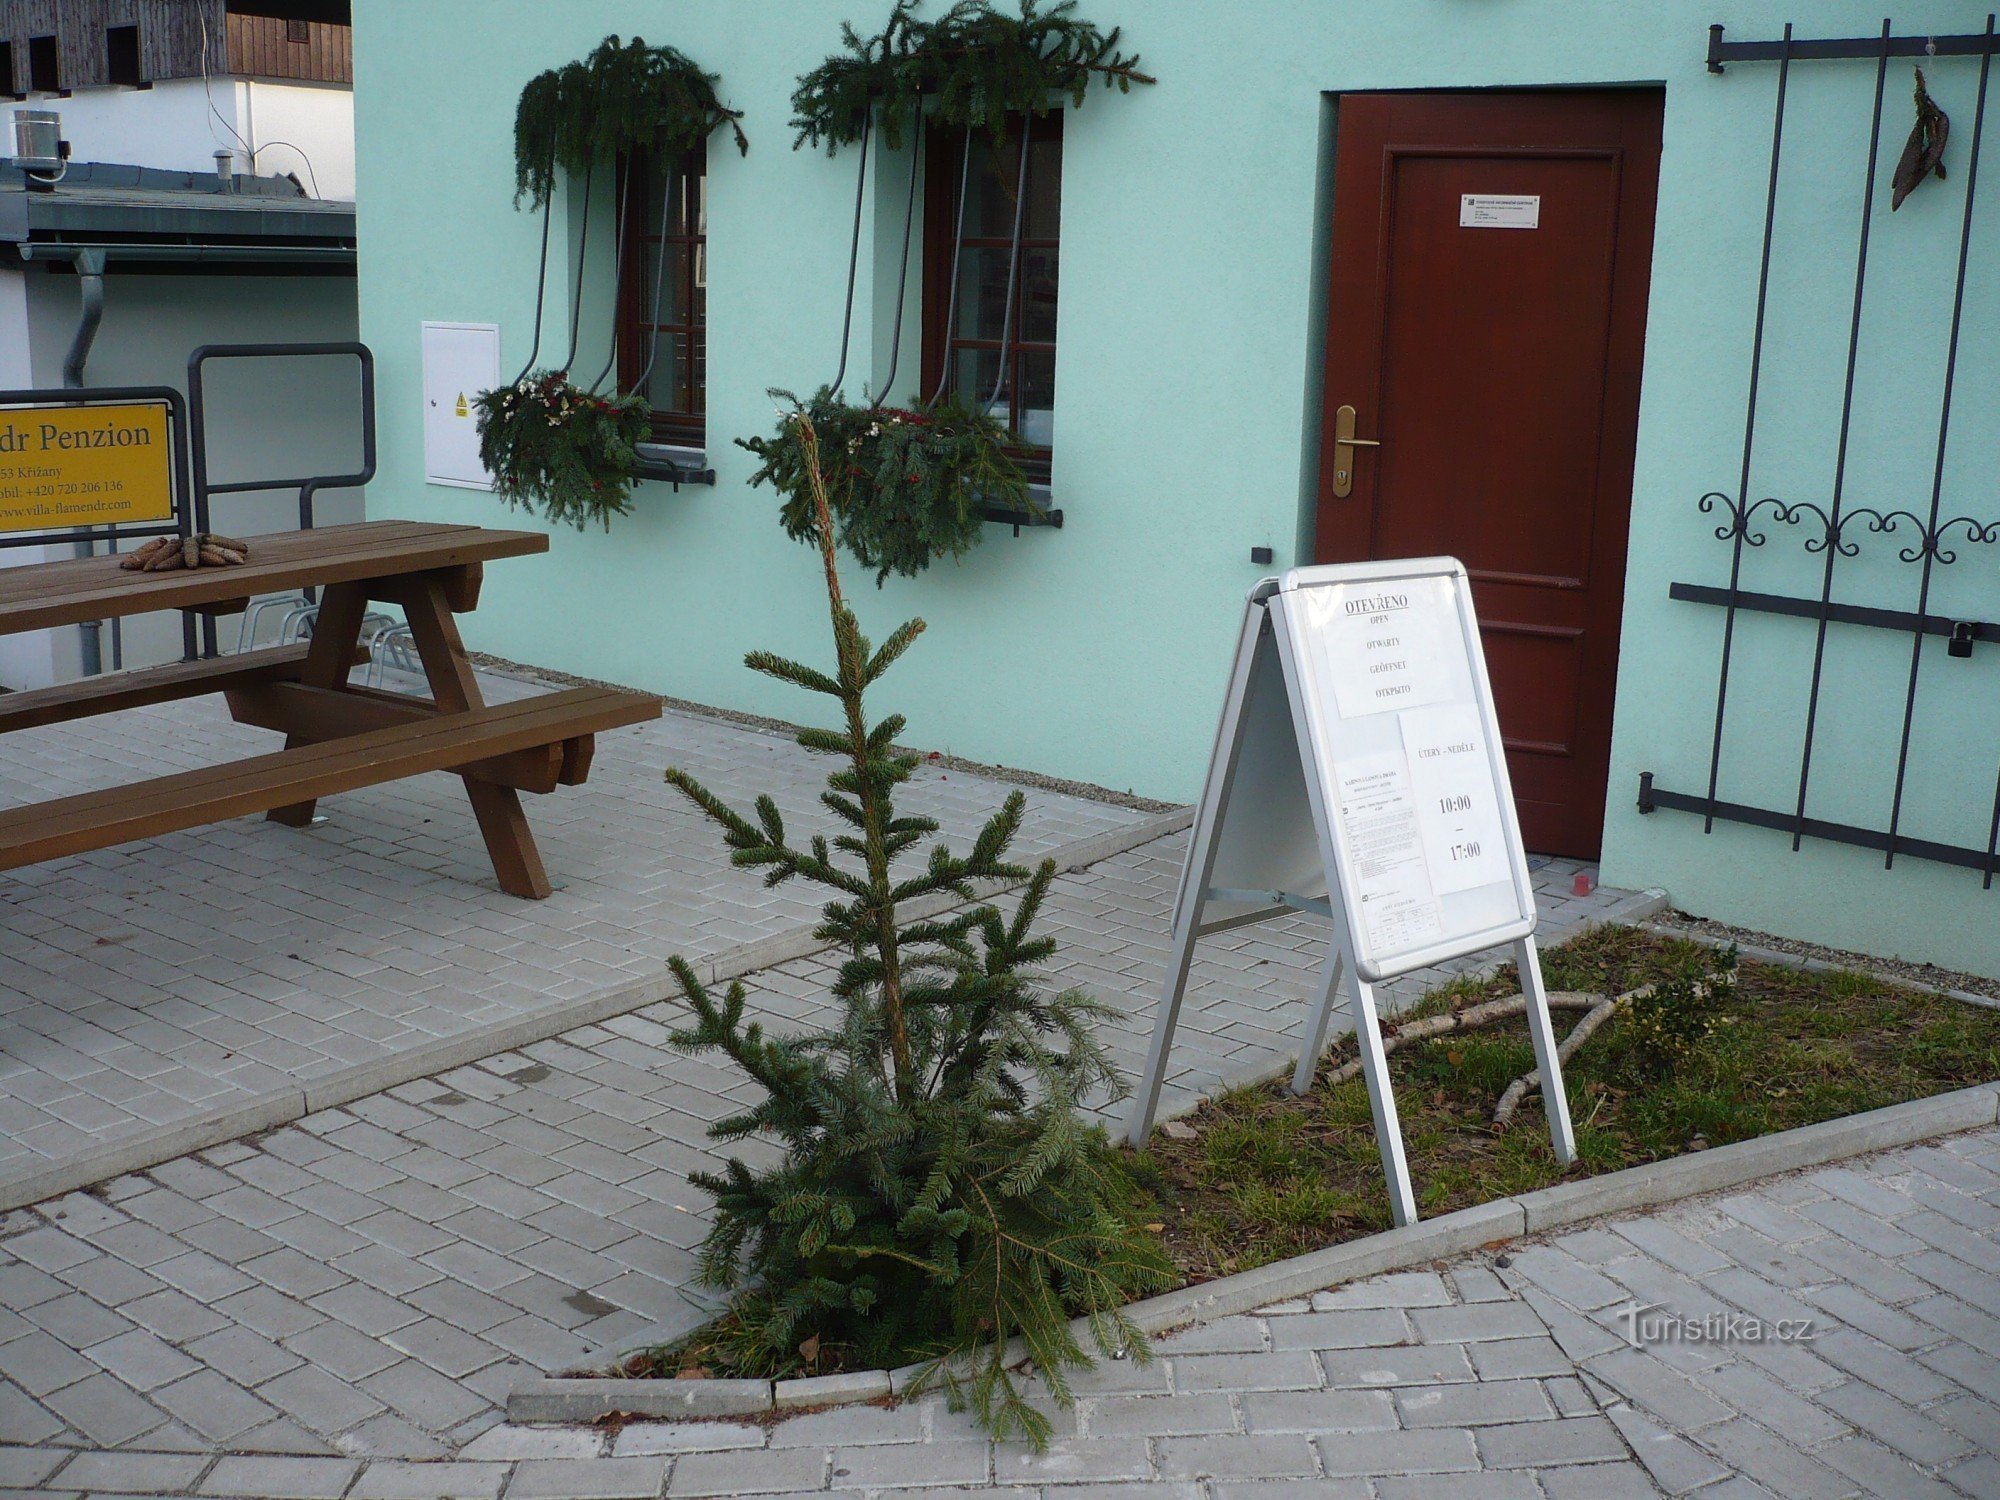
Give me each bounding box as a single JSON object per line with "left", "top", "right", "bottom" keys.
{"left": 1708, "top": 21, "right": 2000, "bottom": 72}
{"left": 1668, "top": 582, "right": 1995, "bottom": 655}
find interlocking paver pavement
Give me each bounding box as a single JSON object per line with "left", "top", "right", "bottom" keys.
{"left": 0, "top": 655, "right": 1639, "bottom": 1203}
{"left": 4, "top": 1126, "right": 1995, "bottom": 1494}
{"left": 0, "top": 663, "right": 1148, "bottom": 1182}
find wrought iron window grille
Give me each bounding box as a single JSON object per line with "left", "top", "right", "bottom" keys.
{"left": 1643, "top": 17, "right": 2000, "bottom": 887}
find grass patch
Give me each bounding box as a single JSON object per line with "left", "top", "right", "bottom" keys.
{"left": 1136, "top": 924, "right": 2000, "bottom": 1283}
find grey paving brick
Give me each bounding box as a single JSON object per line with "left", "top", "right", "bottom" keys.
{"left": 1534, "top": 1462, "right": 1661, "bottom": 1499}
{"left": 1172, "top": 1350, "right": 1322, "bottom": 1392}
{"left": 1411, "top": 1303, "right": 1548, "bottom": 1345}
{"left": 0, "top": 1450, "right": 67, "bottom": 1491}
{"left": 37, "top": 1450, "right": 210, "bottom": 1493}
{"left": 991, "top": 1437, "right": 1153, "bottom": 1485}
{"left": 1374, "top": 1474, "right": 1540, "bottom": 1500}
{"left": 1264, "top": 1308, "right": 1409, "bottom": 1350}
{"left": 668, "top": 1446, "right": 825, "bottom": 1495}
{"left": 348, "top": 1460, "right": 510, "bottom": 1499}
{"left": 1817, "top": 1436, "right": 1966, "bottom": 1500}
{"left": 1317, "top": 1343, "right": 1477, "bottom": 1388}
{"left": 505, "top": 1456, "right": 669, "bottom": 1499}
{"left": 831, "top": 1438, "right": 989, "bottom": 1488}
{"left": 1239, "top": 1387, "right": 1397, "bottom": 1434}
{"left": 1815, "top": 1378, "right": 1973, "bottom": 1465}
{"left": 198, "top": 1454, "right": 359, "bottom": 1497}
{"left": 1397, "top": 1378, "right": 1555, "bottom": 1428}
{"left": 1472, "top": 1414, "right": 1627, "bottom": 1467}
{"left": 1155, "top": 1433, "right": 1320, "bottom": 1480}
{"left": 1317, "top": 1427, "right": 1481, "bottom": 1477}
{"left": 1695, "top": 1417, "right": 1854, "bottom": 1499}
{"left": 1084, "top": 1390, "right": 1237, "bottom": 1437}
{"left": 42, "top": 1371, "right": 171, "bottom": 1447}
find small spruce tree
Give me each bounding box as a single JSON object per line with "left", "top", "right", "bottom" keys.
{"left": 662, "top": 411, "right": 1168, "bottom": 1446}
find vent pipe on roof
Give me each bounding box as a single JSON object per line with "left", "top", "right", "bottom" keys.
{"left": 214, "top": 148, "right": 236, "bottom": 193}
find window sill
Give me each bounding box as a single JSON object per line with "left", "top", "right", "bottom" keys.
{"left": 634, "top": 442, "right": 715, "bottom": 488}
{"left": 980, "top": 482, "right": 1062, "bottom": 531}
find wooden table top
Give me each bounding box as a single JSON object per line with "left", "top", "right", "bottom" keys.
{"left": 0, "top": 521, "right": 548, "bottom": 636}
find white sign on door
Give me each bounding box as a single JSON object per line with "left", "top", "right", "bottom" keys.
{"left": 1460, "top": 193, "right": 1541, "bottom": 229}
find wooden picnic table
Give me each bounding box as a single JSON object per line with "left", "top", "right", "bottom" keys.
{"left": 0, "top": 520, "right": 661, "bottom": 898}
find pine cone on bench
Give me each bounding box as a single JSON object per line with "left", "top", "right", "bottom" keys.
{"left": 119, "top": 534, "right": 251, "bottom": 572}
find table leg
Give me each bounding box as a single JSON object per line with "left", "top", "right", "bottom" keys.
{"left": 400, "top": 574, "right": 554, "bottom": 899}
{"left": 266, "top": 582, "right": 369, "bottom": 828}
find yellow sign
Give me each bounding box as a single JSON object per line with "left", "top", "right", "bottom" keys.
{"left": 0, "top": 403, "right": 174, "bottom": 534}
{"left": 454, "top": 392, "right": 469, "bottom": 418}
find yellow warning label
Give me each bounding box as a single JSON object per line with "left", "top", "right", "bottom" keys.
{"left": 0, "top": 403, "right": 174, "bottom": 534}
{"left": 454, "top": 392, "right": 469, "bottom": 418}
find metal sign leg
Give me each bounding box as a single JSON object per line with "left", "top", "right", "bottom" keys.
{"left": 1515, "top": 936, "right": 1578, "bottom": 1164}
{"left": 1290, "top": 947, "right": 1346, "bottom": 1095}
{"left": 1125, "top": 909, "right": 1203, "bottom": 1148}
{"left": 1346, "top": 962, "right": 1419, "bottom": 1228}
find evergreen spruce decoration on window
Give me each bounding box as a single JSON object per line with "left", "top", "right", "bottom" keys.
{"left": 791, "top": 0, "right": 1154, "bottom": 153}
{"left": 475, "top": 372, "right": 650, "bottom": 532}
{"left": 481, "top": 36, "right": 743, "bottom": 528}
{"left": 659, "top": 414, "right": 1170, "bottom": 1446}
{"left": 740, "top": 387, "right": 1031, "bottom": 584}
{"left": 513, "top": 35, "right": 747, "bottom": 208}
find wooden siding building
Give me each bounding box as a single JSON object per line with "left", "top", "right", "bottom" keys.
{"left": 0, "top": 1, "right": 350, "bottom": 97}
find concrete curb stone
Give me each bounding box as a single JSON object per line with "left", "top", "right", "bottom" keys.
{"left": 506, "top": 1080, "right": 2000, "bottom": 1430}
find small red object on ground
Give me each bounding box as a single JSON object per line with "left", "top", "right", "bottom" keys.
{"left": 1573, "top": 871, "right": 1596, "bottom": 897}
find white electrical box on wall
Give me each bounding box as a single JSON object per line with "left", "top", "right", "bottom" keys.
{"left": 421, "top": 321, "right": 500, "bottom": 490}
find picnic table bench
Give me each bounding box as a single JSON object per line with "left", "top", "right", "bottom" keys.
{"left": 0, "top": 519, "right": 661, "bottom": 898}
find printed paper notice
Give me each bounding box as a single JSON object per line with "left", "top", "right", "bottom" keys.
{"left": 1305, "top": 578, "right": 1455, "bottom": 720}
{"left": 1400, "top": 704, "right": 1510, "bottom": 895}
{"left": 1335, "top": 752, "right": 1443, "bottom": 955}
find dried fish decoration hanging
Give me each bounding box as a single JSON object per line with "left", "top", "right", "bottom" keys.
{"left": 1891, "top": 66, "right": 1949, "bottom": 210}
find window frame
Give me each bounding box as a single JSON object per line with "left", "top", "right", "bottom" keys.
{"left": 615, "top": 141, "right": 708, "bottom": 449}
{"left": 920, "top": 111, "right": 1062, "bottom": 483}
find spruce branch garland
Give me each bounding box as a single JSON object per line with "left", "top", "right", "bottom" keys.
{"left": 514, "top": 35, "right": 747, "bottom": 208}
{"left": 660, "top": 412, "right": 1167, "bottom": 1446}
{"left": 474, "top": 370, "right": 649, "bottom": 531}
{"left": 792, "top": 0, "right": 1155, "bottom": 153}
{"left": 740, "top": 386, "right": 1033, "bottom": 584}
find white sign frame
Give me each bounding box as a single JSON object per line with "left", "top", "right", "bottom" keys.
{"left": 1126, "top": 559, "right": 1576, "bottom": 1227}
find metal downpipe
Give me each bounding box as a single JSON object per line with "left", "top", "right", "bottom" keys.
{"left": 64, "top": 248, "right": 109, "bottom": 675}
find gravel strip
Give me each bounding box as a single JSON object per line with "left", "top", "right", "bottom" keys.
{"left": 1648, "top": 908, "right": 2000, "bottom": 1002}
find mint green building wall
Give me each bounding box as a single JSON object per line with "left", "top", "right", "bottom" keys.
{"left": 352, "top": 2, "right": 2000, "bottom": 975}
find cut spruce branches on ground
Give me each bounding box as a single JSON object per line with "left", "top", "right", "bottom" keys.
{"left": 1140, "top": 923, "right": 2000, "bottom": 1282}
{"left": 652, "top": 411, "right": 1167, "bottom": 1448}
{"left": 476, "top": 373, "right": 650, "bottom": 531}
{"left": 742, "top": 387, "right": 1032, "bottom": 583}
{"left": 791, "top": 0, "right": 1153, "bottom": 153}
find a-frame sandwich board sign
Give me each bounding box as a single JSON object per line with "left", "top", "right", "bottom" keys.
{"left": 1124, "top": 558, "right": 1576, "bottom": 1227}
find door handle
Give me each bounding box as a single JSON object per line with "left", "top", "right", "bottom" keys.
{"left": 1330, "top": 403, "right": 1380, "bottom": 498}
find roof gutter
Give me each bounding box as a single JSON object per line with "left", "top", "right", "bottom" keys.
{"left": 17, "top": 242, "right": 355, "bottom": 266}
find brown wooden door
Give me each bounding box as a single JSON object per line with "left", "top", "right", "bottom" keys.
{"left": 1316, "top": 91, "right": 1663, "bottom": 859}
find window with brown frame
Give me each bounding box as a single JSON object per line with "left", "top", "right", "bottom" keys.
{"left": 922, "top": 113, "right": 1060, "bottom": 482}
{"left": 616, "top": 143, "right": 707, "bottom": 448}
